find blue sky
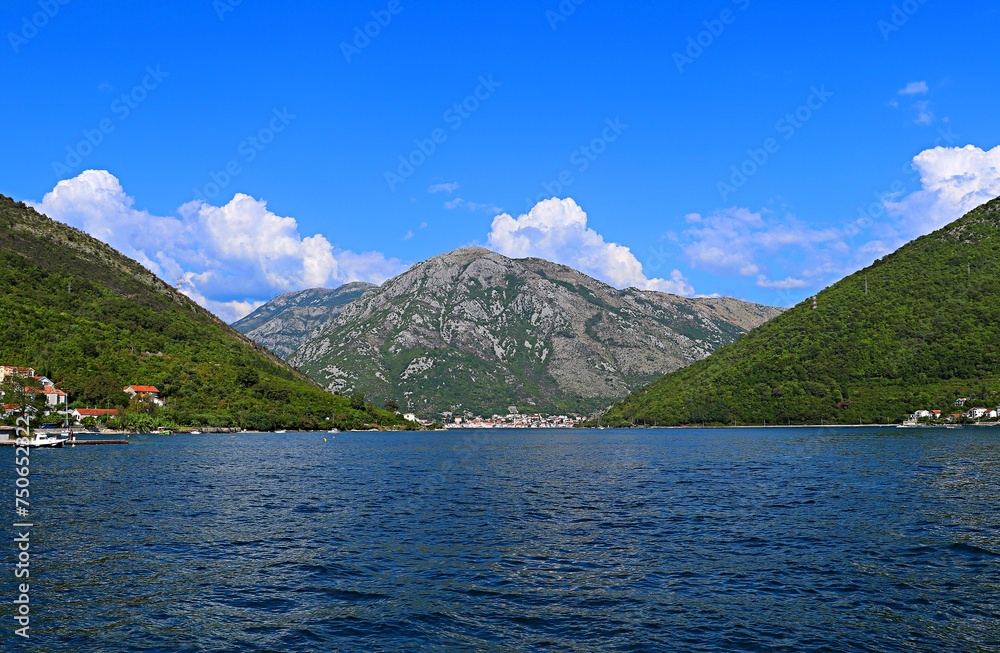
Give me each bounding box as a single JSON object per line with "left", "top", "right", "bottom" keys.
{"left": 2, "top": 0, "right": 999, "bottom": 320}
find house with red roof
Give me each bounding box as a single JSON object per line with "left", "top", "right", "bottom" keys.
{"left": 72, "top": 408, "right": 120, "bottom": 419}
{"left": 0, "top": 365, "right": 35, "bottom": 384}
{"left": 2, "top": 404, "right": 39, "bottom": 418}
{"left": 20, "top": 379, "right": 67, "bottom": 406}
{"left": 124, "top": 385, "right": 164, "bottom": 406}
{"left": 41, "top": 385, "right": 67, "bottom": 406}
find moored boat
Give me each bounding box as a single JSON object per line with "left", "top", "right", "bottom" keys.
{"left": 22, "top": 433, "right": 68, "bottom": 448}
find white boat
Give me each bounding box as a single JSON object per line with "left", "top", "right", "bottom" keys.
{"left": 22, "top": 433, "right": 68, "bottom": 448}
{"left": 274, "top": 430, "right": 287, "bottom": 434}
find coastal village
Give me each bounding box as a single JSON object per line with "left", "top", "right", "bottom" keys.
{"left": 6, "top": 361, "right": 1000, "bottom": 431}
{"left": 2, "top": 361, "right": 583, "bottom": 432}
{"left": 435, "top": 411, "right": 579, "bottom": 429}
{"left": 0, "top": 364, "right": 162, "bottom": 430}
{"left": 906, "top": 397, "right": 1000, "bottom": 425}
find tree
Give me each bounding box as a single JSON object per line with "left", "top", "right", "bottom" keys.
{"left": 236, "top": 367, "right": 259, "bottom": 388}
{"left": 350, "top": 392, "right": 366, "bottom": 410}
{"left": 0, "top": 373, "right": 47, "bottom": 419}
{"left": 384, "top": 399, "right": 400, "bottom": 413}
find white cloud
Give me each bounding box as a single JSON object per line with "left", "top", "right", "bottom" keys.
{"left": 898, "top": 81, "right": 929, "bottom": 96}
{"left": 691, "top": 143, "right": 999, "bottom": 294}
{"left": 487, "top": 197, "right": 695, "bottom": 296}
{"left": 29, "top": 170, "right": 407, "bottom": 322}
{"left": 756, "top": 275, "right": 807, "bottom": 289}
{"left": 912, "top": 100, "right": 935, "bottom": 126}
{"left": 669, "top": 144, "right": 1000, "bottom": 298}
{"left": 891, "top": 81, "right": 935, "bottom": 125}
{"left": 883, "top": 144, "right": 1000, "bottom": 239}
{"left": 678, "top": 206, "right": 846, "bottom": 284}
{"left": 443, "top": 197, "right": 504, "bottom": 214}
{"left": 428, "top": 182, "right": 459, "bottom": 194}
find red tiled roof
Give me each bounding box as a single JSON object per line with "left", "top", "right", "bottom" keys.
{"left": 75, "top": 408, "right": 119, "bottom": 417}
{"left": 126, "top": 385, "right": 159, "bottom": 393}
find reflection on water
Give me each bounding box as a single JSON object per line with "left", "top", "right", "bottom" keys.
{"left": 3, "top": 427, "right": 999, "bottom": 651}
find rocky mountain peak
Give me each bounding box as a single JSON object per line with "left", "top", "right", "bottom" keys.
{"left": 275, "top": 247, "right": 782, "bottom": 417}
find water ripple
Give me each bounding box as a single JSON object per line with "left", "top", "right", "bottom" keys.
{"left": 1, "top": 427, "right": 999, "bottom": 651}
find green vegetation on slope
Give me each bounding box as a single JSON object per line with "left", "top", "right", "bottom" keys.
{"left": 600, "top": 196, "right": 1000, "bottom": 426}
{"left": 0, "top": 196, "right": 410, "bottom": 431}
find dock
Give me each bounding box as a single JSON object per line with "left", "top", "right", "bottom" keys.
{"left": 0, "top": 438, "right": 129, "bottom": 446}
{"left": 67, "top": 439, "right": 129, "bottom": 445}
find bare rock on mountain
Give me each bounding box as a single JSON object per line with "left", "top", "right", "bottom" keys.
{"left": 282, "top": 248, "right": 782, "bottom": 417}
{"left": 232, "top": 283, "right": 376, "bottom": 358}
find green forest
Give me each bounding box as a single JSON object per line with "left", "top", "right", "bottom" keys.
{"left": 0, "top": 195, "right": 412, "bottom": 431}
{"left": 599, "top": 196, "right": 1000, "bottom": 427}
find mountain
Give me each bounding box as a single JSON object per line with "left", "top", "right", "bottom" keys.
{"left": 600, "top": 196, "right": 1000, "bottom": 427}
{"left": 232, "top": 283, "right": 376, "bottom": 357}
{"left": 284, "top": 247, "right": 782, "bottom": 417}
{"left": 0, "top": 195, "right": 408, "bottom": 431}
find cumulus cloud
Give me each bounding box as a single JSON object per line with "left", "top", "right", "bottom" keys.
{"left": 883, "top": 144, "right": 1000, "bottom": 239}
{"left": 428, "top": 182, "right": 459, "bottom": 194}
{"left": 30, "top": 170, "right": 407, "bottom": 322}
{"left": 898, "top": 81, "right": 929, "bottom": 96}
{"left": 487, "top": 197, "right": 695, "bottom": 296}
{"left": 672, "top": 144, "right": 1000, "bottom": 297}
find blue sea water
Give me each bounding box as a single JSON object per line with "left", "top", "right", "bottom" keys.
{"left": 2, "top": 427, "right": 999, "bottom": 652}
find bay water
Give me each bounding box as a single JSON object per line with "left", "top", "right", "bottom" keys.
{"left": 2, "top": 427, "right": 998, "bottom": 651}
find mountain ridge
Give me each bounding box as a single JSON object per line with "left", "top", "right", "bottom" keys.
{"left": 233, "top": 283, "right": 377, "bottom": 357}
{"left": 280, "top": 247, "right": 782, "bottom": 417}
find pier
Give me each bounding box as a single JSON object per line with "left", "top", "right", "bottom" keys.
{"left": 0, "top": 438, "right": 129, "bottom": 446}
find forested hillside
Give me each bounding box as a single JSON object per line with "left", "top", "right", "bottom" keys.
{"left": 0, "top": 195, "right": 409, "bottom": 431}
{"left": 601, "top": 196, "right": 1000, "bottom": 426}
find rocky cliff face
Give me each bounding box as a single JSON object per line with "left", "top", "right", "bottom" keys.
{"left": 283, "top": 248, "right": 781, "bottom": 417}
{"left": 232, "top": 283, "right": 376, "bottom": 357}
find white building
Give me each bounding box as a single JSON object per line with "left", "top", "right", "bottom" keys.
{"left": 124, "top": 385, "right": 165, "bottom": 406}
{"left": 0, "top": 365, "right": 35, "bottom": 384}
